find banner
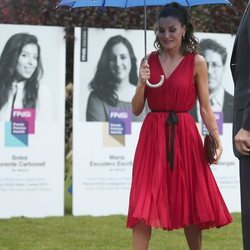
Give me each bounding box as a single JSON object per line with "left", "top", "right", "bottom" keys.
{"left": 0, "top": 24, "right": 65, "bottom": 218}
{"left": 73, "top": 27, "right": 240, "bottom": 216}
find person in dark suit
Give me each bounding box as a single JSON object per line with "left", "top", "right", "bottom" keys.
{"left": 190, "top": 39, "right": 233, "bottom": 123}
{"left": 230, "top": 1, "right": 250, "bottom": 249}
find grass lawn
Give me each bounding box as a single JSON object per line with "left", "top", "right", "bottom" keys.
{"left": 0, "top": 213, "right": 242, "bottom": 250}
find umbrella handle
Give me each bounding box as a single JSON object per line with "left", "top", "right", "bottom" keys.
{"left": 146, "top": 75, "right": 164, "bottom": 88}
{"left": 143, "top": 58, "right": 164, "bottom": 88}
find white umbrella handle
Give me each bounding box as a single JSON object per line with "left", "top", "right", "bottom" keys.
{"left": 146, "top": 75, "right": 164, "bottom": 88}
{"left": 143, "top": 58, "right": 165, "bottom": 88}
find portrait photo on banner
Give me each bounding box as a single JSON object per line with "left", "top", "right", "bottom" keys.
{"left": 77, "top": 28, "right": 154, "bottom": 123}
{"left": 190, "top": 32, "right": 235, "bottom": 125}
{"left": 0, "top": 24, "right": 65, "bottom": 122}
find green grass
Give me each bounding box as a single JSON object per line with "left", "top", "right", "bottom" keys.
{"left": 0, "top": 213, "right": 242, "bottom": 250}
{"left": 64, "top": 154, "right": 73, "bottom": 215}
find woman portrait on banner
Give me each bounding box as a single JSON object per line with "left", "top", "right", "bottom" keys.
{"left": 86, "top": 35, "right": 148, "bottom": 122}
{"left": 127, "top": 2, "right": 232, "bottom": 250}
{"left": 0, "top": 33, "right": 52, "bottom": 121}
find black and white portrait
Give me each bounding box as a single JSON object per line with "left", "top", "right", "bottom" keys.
{"left": 0, "top": 24, "right": 65, "bottom": 122}
{"left": 190, "top": 34, "right": 235, "bottom": 123}
{"left": 77, "top": 28, "right": 150, "bottom": 123}
{"left": 86, "top": 35, "right": 148, "bottom": 122}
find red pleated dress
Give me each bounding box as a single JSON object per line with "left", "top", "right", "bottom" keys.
{"left": 127, "top": 52, "right": 232, "bottom": 230}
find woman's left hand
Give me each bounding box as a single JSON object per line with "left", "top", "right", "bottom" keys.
{"left": 213, "top": 147, "right": 223, "bottom": 164}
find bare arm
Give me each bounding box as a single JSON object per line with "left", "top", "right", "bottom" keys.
{"left": 131, "top": 60, "right": 150, "bottom": 116}
{"left": 195, "top": 54, "right": 223, "bottom": 163}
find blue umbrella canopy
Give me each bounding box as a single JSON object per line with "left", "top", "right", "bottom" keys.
{"left": 57, "top": 0, "right": 231, "bottom": 87}
{"left": 58, "top": 0, "right": 231, "bottom": 8}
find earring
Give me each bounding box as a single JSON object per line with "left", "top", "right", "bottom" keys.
{"left": 182, "top": 34, "right": 185, "bottom": 40}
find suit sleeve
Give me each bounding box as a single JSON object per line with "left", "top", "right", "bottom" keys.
{"left": 242, "top": 12, "right": 250, "bottom": 130}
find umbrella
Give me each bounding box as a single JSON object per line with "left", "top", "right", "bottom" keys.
{"left": 57, "top": 0, "right": 231, "bottom": 87}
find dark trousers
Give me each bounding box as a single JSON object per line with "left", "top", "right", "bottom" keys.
{"left": 240, "top": 156, "right": 250, "bottom": 250}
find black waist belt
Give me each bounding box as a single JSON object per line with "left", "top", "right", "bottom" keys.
{"left": 152, "top": 111, "right": 185, "bottom": 170}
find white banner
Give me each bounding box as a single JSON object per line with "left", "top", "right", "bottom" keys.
{"left": 73, "top": 28, "right": 147, "bottom": 215}
{"left": 0, "top": 25, "right": 65, "bottom": 218}
{"left": 73, "top": 27, "right": 240, "bottom": 216}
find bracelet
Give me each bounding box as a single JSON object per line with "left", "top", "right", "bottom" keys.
{"left": 209, "top": 128, "right": 218, "bottom": 134}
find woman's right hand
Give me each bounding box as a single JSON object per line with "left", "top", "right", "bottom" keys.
{"left": 132, "top": 60, "right": 149, "bottom": 116}
{"left": 139, "top": 60, "right": 150, "bottom": 84}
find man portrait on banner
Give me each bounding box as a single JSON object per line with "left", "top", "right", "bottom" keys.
{"left": 190, "top": 38, "right": 234, "bottom": 123}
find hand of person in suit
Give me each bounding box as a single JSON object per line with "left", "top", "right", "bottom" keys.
{"left": 234, "top": 128, "right": 250, "bottom": 155}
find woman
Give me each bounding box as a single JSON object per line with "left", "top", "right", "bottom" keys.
{"left": 0, "top": 33, "right": 51, "bottom": 121}
{"left": 127, "top": 3, "right": 232, "bottom": 250}
{"left": 86, "top": 35, "right": 147, "bottom": 122}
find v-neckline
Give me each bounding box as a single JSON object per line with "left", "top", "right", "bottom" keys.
{"left": 157, "top": 54, "right": 186, "bottom": 80}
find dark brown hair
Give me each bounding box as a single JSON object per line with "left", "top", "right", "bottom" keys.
{"left": 0, "top": 33, "right": 43, "bottom": 110}
{"left": 154, "top": 2, "right": 199, "bottom": 55}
